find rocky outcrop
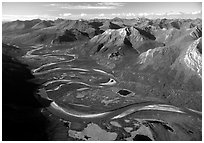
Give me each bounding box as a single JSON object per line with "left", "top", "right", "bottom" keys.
{"left": 178, "top": 37, "right": 202, "bottom": 78}
{"left": 190, "top": 25, "right": 202, "bottom": 40}
{"left": 89, "top": 26, "right": 164, "bottom": 56}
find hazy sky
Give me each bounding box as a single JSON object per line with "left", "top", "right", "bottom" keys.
{"left": 2, "top": 2, "right": 202, "bottom": 21}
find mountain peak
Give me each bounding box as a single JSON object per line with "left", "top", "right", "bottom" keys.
{"left": 90, "top": 26, "right": 161, "bottom": 53}
{"left": 183, "top": 37, "right": 202, "bottom": 78}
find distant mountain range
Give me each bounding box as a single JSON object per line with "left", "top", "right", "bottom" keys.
{"left": 2, "top": 18, "right": 201, "bottom": 45}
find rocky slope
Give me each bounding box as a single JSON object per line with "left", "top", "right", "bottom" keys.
{"left": 87, "top": 26, "right": 164, "bottom": 55}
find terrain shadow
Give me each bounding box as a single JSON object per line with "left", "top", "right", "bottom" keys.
{"left": 2, "top": 54, "right": 49, "bottom": 141}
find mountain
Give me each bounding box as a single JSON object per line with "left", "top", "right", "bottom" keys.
{"left": 2, "top": 18, "right": 201, "bottom": 46}
{"left": 87, "top": 26, "right": 164, "bottom": 57}
{"left": 2, "top": 19, "right": 41, "bottom": 32}
{"left": 79, "top": 20, "right": 202, "bottom": 111}
{"left": 2, "top": 18, "right": 202, "bottom": 97}
{"left": 53, "top": 28, "right": 90, "bottom": 43}
{"left": 32, "top": 20, "right": 54, "bottom": 29}
{"left": 2, "top": 19, "right": 101, "bottom": 45}
{"left": 99, "top": 21, "right": 123, "bottom": 31}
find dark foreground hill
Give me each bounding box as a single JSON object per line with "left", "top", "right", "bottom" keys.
{"left": 2, "top": 44, "right": 50, "bottom": 140}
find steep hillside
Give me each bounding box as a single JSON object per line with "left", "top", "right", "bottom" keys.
{"left": 84, "top": 26, "right": 165, "bottom": 67}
